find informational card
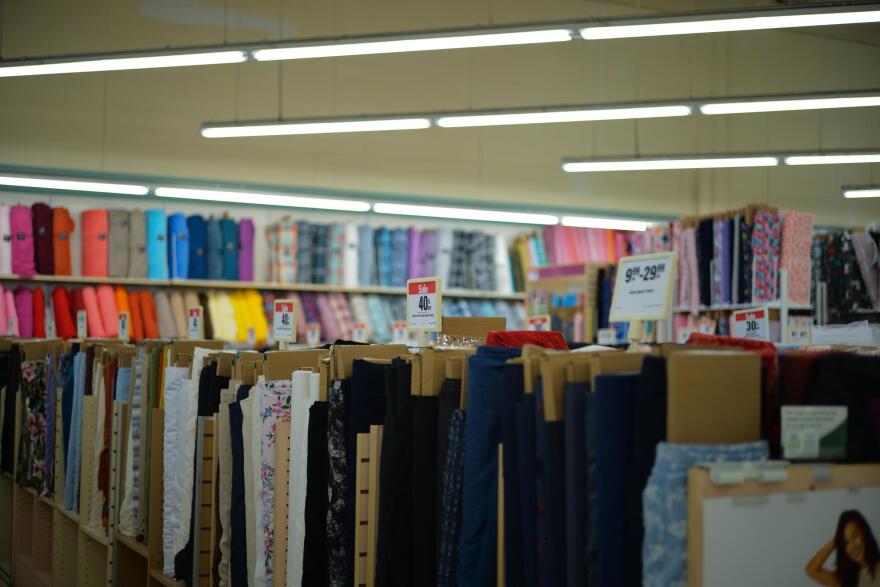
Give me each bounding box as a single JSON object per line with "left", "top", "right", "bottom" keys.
{"left": 609, "top": 252, "right": 678, "bottom": 322}
{"left": 352, "top": 322, "right": 368, "bottom": 343}
{"left": 118, "top": 311, "right": 130, "bottom": 341}
{"left": 76, "top": 310, "right": 87, "bottom": 338}
{"left": 406, "top": 277, "right": 442, "bottom": 332}
{"left": 306, "top": 322, "right": 321, "bottom": 346}
{"left": 246, "top": 327, "right": 255, "bottom": 346}
{"left": 187, "top": 306, "right": 203, "bottom": 339}
{"left": 273, "top": 299, "right": 296, "bottom": 343}
{"left": 782, "top": 406, "right": 847, "bottom": 460}
{"left": 527, "top": 314, "right": 551, "bottom": 332}
{"left": 392, "top": 320, "right": 408, "bottom": 344}
{"left": 677, "top": 327, "right": 696, "bottom": 344}
{"left": 597, "top": 327, "right": 617, "bottom": 345}
{"left": 698, "top": 317, "right": 717, "bottom": 335}
{"left": 731, "top": 307, "right": 770, "bottom": 341}
{"left": 787, "top": 315, "right": 813, "bottom": 345}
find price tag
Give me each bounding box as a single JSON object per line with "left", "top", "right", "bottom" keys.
{"left": 732, "top": 307, "right": 770, "bottom": 341}
{"left": 247, "top": 327, "right": 255, "bottom": 346}
{"left": 787, "top": 316, "right": 812, "bottom": 345}
{"left": 406, "top": 277, "right": 442, "bottom": 332}
{"left": 6, "top": 316, "right": 13, "bottom": 335}
{"left": 527, "top": 315, "right": 551, "bottom": 331}
{"left": 273, "top": 299, "right": 296, "bottom": 343}
{"left": 187, "top": 306, "right": 203, "bottom": 339}
{"left": 76, "top": 310, "right": 87, "bottom": 338}
{"left": 392, "top": 321, "right": 408, "bottom": 344}
{"left": 609, "top": 252, "right": 678, "bottom": 322}
{"left": 118, "top": 311, "right": 130, "bottom": 341}
{"left": 352, "top": 322, "right": 368, "bottom": 343}
{"left": 676, "top": 327, "right": 696, "bottom": 344}
{"left": 597, "top": 328, "right": 617, "bottom": 345}
{"left": 306, "top": 322, "right": 321, "bottom": 346}
{"left": 45, "top": 310, "right": 57, "bottom": 338}
{"left": 698, "top": 317, "right": 717, "bottom": 335}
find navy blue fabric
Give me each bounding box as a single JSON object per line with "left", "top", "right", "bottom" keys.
{"left": 167, "top": 213, "right": 189, "bottom": 278}
{"left": 628, "top": 357, "right": 667, "bottom": 587}
{"left": 220, "top": 218, "right": 238, "bottom": 280}
{"left": 61, "top": 354, "right": 76, "bottom": 467}
{"left": 534, "top": 380, "right": 551, "bottom": 585}
{"left": 515, "top": 392, "right": 538, "bottom": 587}
{"left": 412, "top": 394, "right": 439, "bottom": 586}
{"left": 501, "top": 362, "right": 525, "bottom": 587}
{"left": 542, "top": 417, "right": 566, "bottom": 587}
{"left": 458, "top": 345, "right": 521, "bottom": 587}
{"left": 436, "top": 378, "right": 461, "bottom": 546}
{"left": 564, "top": 382, "right": 588, "bottom": 587}
{"left": 205, "top": 219, "right": 224, "bottom": 280}
{"left": 187, "top": 215, "right": 206, "bottom": 279}
{"left": 228, "top": 401, "right": 248, "bottom": 587}
{"left": 302, "top": 401, "right": 330, "bottom": 586}
{"left": 595, "top": 374, "right": 639, "bottom": 587}
{"left": 585, "top": 390, "right": 599, "bottom": 587}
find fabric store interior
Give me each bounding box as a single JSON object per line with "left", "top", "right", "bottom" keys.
{"left": 1, "top": 1, "right": 880, "bottom": 586}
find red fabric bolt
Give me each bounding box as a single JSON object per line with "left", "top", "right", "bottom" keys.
{"left": 81, "top": 209, "right": 110, "bottom": 277}
{"left": 128, "top": 289, "right": 144, "bottom": 341}
{"left": 32, "top": 287, "right": 46, "bottom": 338}
{"left": 485, "top": 330, "right": 569, "bottom": 350}
{"left": 52, "top": 287, "right": 76, "bottom": 339}
{"left": 31, "top": 203, "right": 54, "bottom": 275}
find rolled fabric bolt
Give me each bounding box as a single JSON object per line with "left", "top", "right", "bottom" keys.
{"left": 139, "top": 290, "right": 159, "bottom": 339}
{"left": 52, "top": 287, "right": 76, "bottom": 339}
{"left": 10, "top": 205, "right": 36, "bottom": 277}
{"left": 32, "top": 203, "right": 54, "bottom": 275}
{"left": 96, "top": 284, "right": 118, "bottom": 338}
{"left": 52, "top": 207, "right": 75, "bottom": 276}
{"left": 32, "top": 287, "right": 46, "bottom": 337}
{"left": 0, "top": 205, "right": 11, "bottom": 274}
{"left": 81, "top": 209, "right": 109, "bottom": 277}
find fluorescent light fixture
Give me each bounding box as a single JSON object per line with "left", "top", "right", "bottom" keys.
{"left": 0, "top": 50, "right": 247, "bottom": 78}
{"left": 155, "top": 186, "right": 370, "bottom": 212}
{"left": 784, "top": 153, "right": 880, "bottom": 166}
{"left": 202, "top": 117, "right": 431, "bottom": 138}
{"left": 843, "top": 187, "right": 880, "bottom": 199}
{"left": 580, "top": 6, "right": 880, "bottom": 39}
{"left": 0, "top": 174, "right": 149, "bottom": 195}
{"left": 253, "top": 29, "right": 572, "bottom": 61}
{"left": 373, "top": 202, "right": 557, "bottom": 225}
{"left": 436, "top": 105, "right": 691, "bottom": 127}
{"left": 562, "top": 156, "right": 779, "bottom": 173}
{"left": 561, "top": 216, "right": 649, "bottom": 231}
{"left": 700, "top": 94, "right": 880, "bottom": 115}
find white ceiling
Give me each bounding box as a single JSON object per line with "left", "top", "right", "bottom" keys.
{"left": 1, "top": 0, "right": 879, "bottom": 225}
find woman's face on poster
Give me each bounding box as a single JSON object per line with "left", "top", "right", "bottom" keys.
{"left": 844, "top": 521, "right": 867, "bottom": 565}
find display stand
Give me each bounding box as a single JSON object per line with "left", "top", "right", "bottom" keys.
{"left": 526, "top": 262, "right": 608, "bottom": 343}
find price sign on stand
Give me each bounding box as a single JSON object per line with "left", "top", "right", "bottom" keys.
{"left": 76, "top": 310, "right": 87, "bottom": 338}
{"left": 392, "top": 321, "right": 408, "bottom": 344}
{"left": 732, "top": 307, "right": 770, "bottom": 341}
{"left": 676, "top": 327, "right": 696, "bottom": 344}
{"left": 698, "top": 317, "right": 717, "bottom": 335}
{"left": 273, "top": 299, "right": 297, "bottom": 345}
{"left": 597, "top": 328, "right": 617, "bottom": 346}
{"left": 306, "top": 322, "right": 321, "bottom": 346}
{"left": 406, "top": 277, "right": 442, "bottom": 332}
{"left": 787, "top": 316, "right": 812, "bottom": 345}
{"left": 609, "top": 252, "right": 678, "bottom": 322}
{"left": 187, "top": 306, "right": 203, "bottom": 339}
{"left": 527, "top": 315, "right": 552, "bottom": 332}
{"left": 118, "top": 311, "right": 130, "bottom": 341}
{"left": 352, "top": 322, "right": 368, "bottom": 343}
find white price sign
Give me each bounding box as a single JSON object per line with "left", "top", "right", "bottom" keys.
{"left": 45, "top": 312, "right": 56, "bottom": 338}
{"left": 787, "top": 316, "right": 812, "bottom": 345}
{"left": 732, "top": 307, "right": 770, "bottom": 341}
{"left": 352, "top": 322, "right": 368, "bottom": 343}
{"left": 76, "top": 310, "right": 87, "bottom": 338}
{"left": 187, "top": 306, "right": 203, "bottom": 339}
{"left": 406, "top": 277, "right": 442, "bottom": 332}
{"left": 392, "top": 320, "right": 408, "bottom": 344}
{"left": 527, "top": 315, "right": 551, "bottom": 332}
{"left": 273, "top": 299, "right": 296, "bottom": 343}
{"left": 118, "top": 311, "right": 130, "bottom": 341}
{"left": 306, "top": 322, "right": 321, "bottom": 346}
{"left": 698, "top": 317, "right": 717, "bottom": 335}
{"left": 597, "top": 328, "right": 617, "bottom": 345}
{"left": 609, "top": 252, "right": 678, "bottom": 322}
{"left": 676, "top": 327, "right": 696, "bottom": 344}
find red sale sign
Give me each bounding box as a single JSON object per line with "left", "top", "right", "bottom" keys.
{"left": 408, "top": 280, "right": 437, "bottom": 295}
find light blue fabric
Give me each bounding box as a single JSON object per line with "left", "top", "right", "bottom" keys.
{"left": 642, "top": 441, "right": 768, "bottom": 587}
{"left": 357, "top": 225, "right": 375, "bottom": 285}
{"left": 167, "top": 213, "right": 189, "bottom": 279}
{"left": 63, "top": 352, "right": 87, "bottom": 512}
{"left": 146, "top": 209, "right": 168, "bottom": 280}
{"left": 115, "top": 367, "right": 132, "bottom": 402}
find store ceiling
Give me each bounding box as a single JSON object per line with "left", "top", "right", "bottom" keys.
{"left": 0, "top": 0, "right": 878, "bottom": 226}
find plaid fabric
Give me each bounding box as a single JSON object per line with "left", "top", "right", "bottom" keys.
{"left": 299, "top": 292, "right": 322, "bottom": 324}
{"left": 357, "top": 226, "right": 376, "bottom": 285}
{"left": 448, "top": 231, "right": 468, "bottom": 288}
{"left": 311, "top": 224, "right": 329, "bottom": 285}
{"left": 296, "top": 222, "right": 313, "bottom": 284}
{"left": 437, "top": 409, "right": 466, "bottom": 587}
{"left": 470, "top": 233, "right": 496, "bottom": 291}
{"left": 375, "top": 229, "right": 392, "bottom": 286}
{"left": 328, "top": 293, "right": 354, "bottom": 340}
{"left": 327, "top": 224, "right": 345, "bottom": 285}
{"left": 265, "top": 219, "right": 298, "bottom": 283}
{"left": 390, "top": 228, "right": 409, "bottom": 287}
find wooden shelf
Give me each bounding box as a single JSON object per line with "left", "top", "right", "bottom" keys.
{"left": 148, "top": 568, "right": 186, "bottom": 587}
{"left": 14, "top": 552, "right": 52, "bottom": 587}
{"left": 57, "top": 506, "right": 79, "bottom": 524}
{"left": 0, "top": 274, "right": 526, "bottom": 301}
{"left": 673, "top": 301, "right": 812, "bottom": 313}
{"left": 80, "top": 524, "right": 110, "bottom": 547}
{"left": 116, "top": 533, "right": 148, "bottom": 559}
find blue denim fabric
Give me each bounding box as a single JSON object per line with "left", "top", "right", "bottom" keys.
{"left": 205, "top": 218, "right": 224, "bottom": 280}
{"left": 146, "top": 209, "right": 168, "bottom": 279}
{"left": 437, "top": 410, "right": 466, "bottom": 587}
{"left": 515, "top": 393, "right": 538, "bottom": 587}
{"left": 186, "top": 215, "right": 206, "bottom": 279}
{"left": 63, "top": 352, "right": 86, "bottom": 511}
{"left": 458, "top": 346, "right": 521, "bottom": 587}
{"left": 390, "top": 228, "right": 409, "bottom": 287}
{"left": 167, "top": 213, "right": 189, "bottom": 279}
{"left": 357, "top": 226, "right": 375, "bottom": 285}
{"left": 642, "top": 441, "right": 768, "bottom": 587}
{"left": 220, "top": 218, "right": 238, "bottom": 280}
{"left": 374, "top": 228, "right": 392, "bottom": 286}
{"left": 115, "top": 367, "right": 131, "bottom": 402}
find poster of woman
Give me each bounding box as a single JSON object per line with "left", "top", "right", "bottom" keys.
{"left": 806, "top": 510, "right": 880, "bottom": 587}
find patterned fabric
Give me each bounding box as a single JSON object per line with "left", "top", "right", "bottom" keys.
{"left": 327, "top": 224, "right": 346, "bottom": 285}
{"left": 357, "top": 226, "right": 376, "bottom": 285}
{"left": 327, "top": 380, "right": 348, "bottom": 587}
{"left": 811, "top": 235, "right": 827, "bottom": 310}
{"left": 712, "top": 220, "right": 725, "bottom": 305}
{"left": 296, "top": 222, "right": 313, "bottom": 284}
{"left": 312, "top": 224, "right": 329, "bottom": 285}
{"left": 375, "top": 228, "right": 392, "bottom": 287}
{"left": 43, "top": 353, "right": 56, "bottom": 496}
{"left": 470, "top": 233, "right": 496, "bottom": 291}
{"left": 119, "top": 350, "right": 145, "bottom": 536}
{"left": 437, "top": 409, "right": 466, "bottom": 587}
{"left": 256, "top": 380, "right": 293, "bottom": 585}
{"left": 448, "top": 231, "right": 468, "bottom": 289}
{"left": 17, "top": 359, "right": 48, "bottom": 493}
{"left": 642, "top": 441, "right": 768, "bottom": 587}
{"left": 738, "top": 217, "right": 753, "bottom": 304}
{"left": 751, "top": 211, "right": 781, "bottom": 302}
{"left": 265, "top": 219, "right": 298, "bottom": 283}
{"left": 64, "top": 352, "right": 86, "bottom": 511}
{"left": 780, "top": 211, "right": 814, "bottom": 305}
{"left": 851, "top": 231, "right": 880, "bottom": 309}
{"left": 390, "top": 228, "right": 410, "bottom": 287}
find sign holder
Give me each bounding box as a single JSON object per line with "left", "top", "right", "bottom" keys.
{"left": 273, "top": 299, "right": 297, "bottom": 350}
{"left": 187, "top": 306, "right": 204, "bottom": 339}
{"left": 609, "top": 251, "right": 678, "bottom": 350}
{"left": 118, "top": 311, "right": 130, "bottom": 341}
{"left": 406, "top": 277, "right": 443, "bottom": 347}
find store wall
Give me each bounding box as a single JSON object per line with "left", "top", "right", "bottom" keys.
{"left": 0, "top": 0, "right": 879, "bottom": 226}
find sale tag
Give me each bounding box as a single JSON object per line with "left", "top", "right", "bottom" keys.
{"left": 527, "top": 315, "right": 552, "bottom": 332}
{"left": 247, "top": 327, "right": 255, "bottom": 346}
{"left": 609, "top": 252, "right": 678, "bottom": 322}
{"left": 118, "top": 311, "right": 130, "bottom": 341}
{"left": 597, "top": 328, "right": 617, "bottom": 345}
{"left": 76, "top": 310, "right": 87, "bottom": 338}
{"left": 306, "top": 322, "right": 321, "bottom": 346}
{"left": 392, "top": 321, "right": 408, "bottom": 344}
{"left": 6, "top": 316, "right": 13, "bottom": 335}
{"left": 273, "top": 299, "right": 297, "bottom": 343}
{"left": 787, "top": 316, "right": 812, "bottom": 345}
{"left": 45, "top": 308, "right": 57, "bottom": 338}
{"left": 352, "top": 322, "right": 368, "bottom": 343}
{"left": 732, "top": 307, "right": 770, "bottom": 341}
{"left": 698, "top": 317, "right": 717, "bottom": 335}
{"left": 676, "top": 327, "right": 696, "bottom": 344}
{"left": 187, "top": 306, "right": 203, "bottom": 339}
{"left": 406, "top": 277, "right": 442, "bottom": 332}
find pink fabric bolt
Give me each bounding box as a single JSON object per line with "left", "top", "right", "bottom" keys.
{"left": 96, "top": 284, "right": 118, "bottom": 338}
{"left": 10, "top": 205, "right": 36, "bottom": 277}
{"left": 82, "top": 286, "right": 107, "bottom": 338}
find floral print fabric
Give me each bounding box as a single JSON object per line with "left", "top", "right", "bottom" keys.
{"left": 751, "top": 211, "right": 781, "bottom": 303}
{"left": 326, "top": 379, "right": 348, "bottom": 587}
{"left": 780, "top": 211, "right": 814, "bottom": 305}
{"left": 17, "top": 359, "right": 48, "bottom": 494}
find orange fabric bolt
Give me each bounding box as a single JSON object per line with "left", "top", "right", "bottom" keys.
{"left": 127, "top": 289, "right": 144, "bottom": 341}
{"left": 52, "top": 207, "right": 75, "bottom": 276}
{"left": 81, "top": 209, "right": 109, "bottom": 277}
{"left": 139, "top": 290, "right": 159, "bottom": 339}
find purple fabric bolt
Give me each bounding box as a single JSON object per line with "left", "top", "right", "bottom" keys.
{"left": 316, "top": 294, "right": 340, "bottom": 342}
{"left": 10, "top": 205, "right": 36, "bottom": 277}
{"left": 421, "top": 230, "right": 439, "bottom": 278}
{"left": 408, "top": 228, "right": 423, "bottom": 279}
{"left": 721, "top": 219, "right": 733, "bottom": 304}
{"left": 13, "top": 287, "right": 34, "bottom": 338}
{"left": 238, "top": 218, "right": 255, "bottom": 282}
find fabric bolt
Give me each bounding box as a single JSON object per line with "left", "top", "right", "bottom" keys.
{"left": 32, "top": 287, "right": 46, "bottom": 338}
{"left": 108, "top": 210, "right": 130, "bottom": 277}
{"left": 302, "top": 400, "right": 330, "bottom": 586}
{"left": 168, "top": 291, "right": 187, "bottom": 338}
{"left": 738, "top": 217, "right": 753, "bottom": 304}
{"left": 0, "top": 286, "right": 7, "bottom": 335}
{"left": 515, "top": 391, "right": 538, "bottom": 587}
{"left": 564, "top": 382, "right": 588, "bottom": 587}
{"left": 642, "top": 441, "right": 768, "bottom": 587}
{"left": 167, "top": 213, "right": 189, "bottom": 279}
{"left": 63, "top": 352, "right": 86, "bottom": 511}
{"left": 356, "top": 225, "right": 375, "bottom": 285}
{"left": 11, "top": 205, "right": 37, "bottom": 277}
{"left": 32, "top": 203, "right": 54, "bottom": 275}
{"left": 0, "top": 205, "right": 11, "bottom": 274}
{"left": 139, "top": 290, "right": 159, "bottom": 339}
{"left": 374, "top": 228, "right": 391, "bottom": 287}
{"left": 780, "top": 211, "right": 814, "bottom": 305}
{"left": 4, "top": 290, "right": 18, "bottom": 336}
{"left": 205, "top": 218, "right": 224, "bottom": 280}
{"left": 458, "top": 346, "right": 522, "bottom": 587}
{"left": 436, "top": 380, "right": 462, "bottom": 518}
{"left": 500, "top": 362, "right": 526, "bottom": 587}
{"left": 435, "top": 229, "right": 453, "bottom": 288}
{"left": 752, "top": 210, "right": 782, "bottom": 302}
{"left": 389, "top": 228, "right": 409, "bottom": 286}
{"left": 146, "top": 210, "right": 168, "bottom": 280}
{"left": 13, "top": 287, "right": 34, "bottom": 338}
{"left": 220, "top": 218, "right": 238, "bottom": 280}
{"left": 96, "top": 285, "right": 118, "bottom": 338}
{"left": 127, "top": 288, "right": 144, "bottom": 341}
{"left": 695, "top": 219, "right": 713, "bottom": 306}
{"left": 228, "top": 399, "right": 249, "bottom": 587}
{"left": 265, "top": 219, "right": 297, "bottom": 283}
{"left": 412, "top": 393, "right": 440, "bottom": 587}
{"left": 311, "top": 224, "right": 329, "bottom": 284}
{"left": 185, "top": 215, "right": 207, "bottom": 279}
{"left": 851, "top": 232, "right": 880, "bottom": 308}
{"left": 327, "top": 379, "right": 351, "bottom": 587}
{"left": 437, "top": 409, "right": 466, "bottom": 587}
{"left": 217, "top": 401, "right": 232, "bottom": 586}
{"left": 533, "top": 380, "right": 555, "bottom": 586}
{"left": 287, "top": 371, "right": 316, "bottom": 586}
{"left": 58, "top": 353, "right": 74, "bottom": 478}
{"left": 16, "top": 360, "right": 48, "bottom": 493}
{"left": 343, "top": 224, "right": 359, "bottom": 287}
{"left": 128, "top": 210, "right": 147, "bottom": 278}
{"left": 326, "top": 224, "right": 345, "bottom": 285}
{"left": 50, "top": 287, "right": 75, "bottom": 339}
{"left": 80, "top": 209, "right": 109, "bottom": 277}
{"left": 118, "top": 351, "right": 145, "bottom": 536}
{"left": 153, "top": 291, "right": 176, "bottom": 339}
{"left": 296, "top": 222, "right": 313, "bottom": 284}
{"left": 236, "top": 218, "right": 254, "bottom": 281}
